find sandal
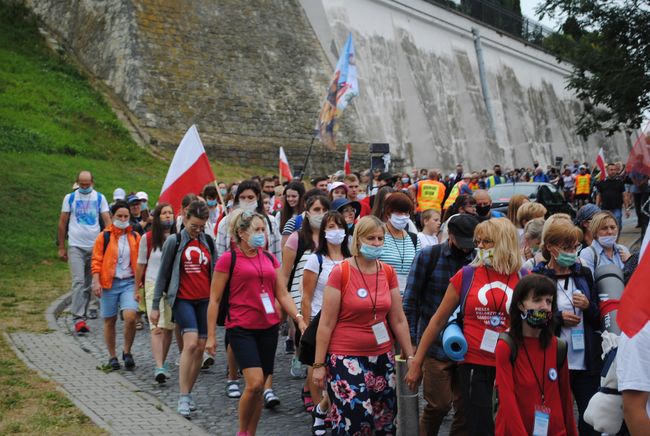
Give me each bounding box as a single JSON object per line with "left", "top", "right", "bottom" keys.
{"left": 301, "top": 387, "right": 314, "bottom": 412}
{"left": 226, "top": 380, "right": 241, "bottom": 398}
{"left": 135, "top": 320, "right": 144, "bottom": 330}
{"left": 311, "top": 405, "right": 328, "bottom": 436}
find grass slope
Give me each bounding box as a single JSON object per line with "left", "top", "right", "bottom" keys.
{"left": 0, "top": 3, "right": 262, "bottom": 432}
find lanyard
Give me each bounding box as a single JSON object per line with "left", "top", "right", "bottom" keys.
{"left": 522, "top": 340, "right": 547, "bottom": 406}
{"left": 243, "top": 249, "right": 266, "bottom": 292}
{"left": 354, "top": 257, "right": 380, "bottom": 320}
{"left": 484, "top": 267, "right": 511, "bottom": 314}
{"left": 559, "top": 277, "right": 577, "bottom": 314}
{"left": 388, "top": 229, "right": 406, "bottom": 272}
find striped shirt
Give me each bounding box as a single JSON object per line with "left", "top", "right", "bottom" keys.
{"left": 380, "top": 231, "right": 420, "bottom": 293}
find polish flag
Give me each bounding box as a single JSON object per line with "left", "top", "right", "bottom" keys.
{"left": 159, "top": 125, "right": 215, "bottom": 213}
{"left": 618, "top": 233, "right": 650, "bottom": 337}
{"left": 279, "top": 147, "right": 293, "bottom": 182}
{"left": 595, "top": 147, "right": 606, "bottom": 180}
{"left": 344, "top": 144, "right": 352, "bottom": 175}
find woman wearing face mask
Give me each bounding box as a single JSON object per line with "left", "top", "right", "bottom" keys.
{"left": 202, "top": 184, "right": 225, "bottom": 236}
{"left": 206, "top": 209, "right": 306, "bottom": 436}
{"left": 280, "top": 194, "right": 330, "bottom": 407}
{"left": 532, "top": 220, "right": 602, "bottom": 436}
{"left": 278, "top": 181, "right": 306, "bottom": 246}
{"left": 494, "top": 274, "right": 578, "bottom": 435}
{"left": 135, "top": 203, "right": 176, "bottom": 383}
{"left": 405, "top": 218, "right": 528, "bottom": 436}
{"left": 522, "top": 218, "right": 545, "bottom": 270}
{"left": 216, "top": 180, "right": 281, "bottom": 260}
{"left": 91, "top": 200, "right": 141, "bottom": 371}
{"left": 378, "top": 192, "right": 420, "bottom": 295}
{"left": 301, "top": 211, "right": 351, "bottom": 436}
{"left": 579, "top": 211, "right": 631, "bottom": 276}
{"left": 311, "top": 216, "right": 414, "bottom": 435}
{"left": 151, "top": 200, "right": 215, "bottom": 418}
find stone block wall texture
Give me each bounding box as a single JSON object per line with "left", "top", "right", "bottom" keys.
{"left": 25, "top": 0, "right": 629, "bottom": 174}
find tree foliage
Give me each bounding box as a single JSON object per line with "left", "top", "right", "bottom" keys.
{"left": 537, "top": 0, "right": 650, "bottom": 137}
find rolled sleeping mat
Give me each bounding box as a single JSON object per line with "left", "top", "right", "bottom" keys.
{"left": 594, "top": 264, "right": 625, "bottom": 334}
{"left": 442, "top": 322, "right": 468, "bottom": 361}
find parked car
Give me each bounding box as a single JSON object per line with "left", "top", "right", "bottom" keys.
{"left": 488, "top": 182, "right": 576, "bottom": 218}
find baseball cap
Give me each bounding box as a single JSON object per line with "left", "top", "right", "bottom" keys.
{"left": 135, "top": 191, "right": 148, "bottom": 201}
{"left": 575, "top": 204, "right": 601, "bottom": 224}
{"left": 328, "top": 181, "right": 348, "bottom": 193}
{"left": 579, "top": 165, "right": 586, "bottom": 170}
{"left": 447, "top": 214, "right": 480, "bottom": 249}
{"left": 127, "top": 194, "right": 140, "bottom": 204}
{"left": 113, "top": 188, "right": 126, "bottom": 201}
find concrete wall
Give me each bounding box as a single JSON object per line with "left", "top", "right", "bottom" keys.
{"left": 25, "top": 0, "right": 630, "bottom": 174}
{"left": 302, "top": 0, "right": 630, "bottom": 171}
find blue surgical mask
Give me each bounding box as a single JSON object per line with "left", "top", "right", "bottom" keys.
{"left": 220, "top": 188, "right": 228, "bottom": 196}
{"left": 598, "top": 235, "right": 616, "bottom": 248}
{"left": 206, "top": 199, "right": 218, "bottom": 207}
{"left": 360, "top": 243, "right": 383, "bottom": 260}
{"left": 78, "top": 186, "right": 92, "bottom": 195}
{"left": 249, "top": 232, "right": 266, "bottom": 248}
{"left": 141, "top": 201, "right": 148, "bottom": 210}
{"left": 556, "top": 251, "right": 577, "bottom": 267}
{"left": 347, "top": 223, "right": 354, "bottom": 229}
{"left": 401, "top": 177, "right": 410, "bottom": 184}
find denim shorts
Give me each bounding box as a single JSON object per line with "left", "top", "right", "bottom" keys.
{"left": 100, "top": 277, "right": 139, "bottom": 318}
{"left": 172, "top": 298, "right": 209, "bottom": 338}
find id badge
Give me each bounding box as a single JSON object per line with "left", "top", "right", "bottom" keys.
{"left": 532, "top": 405, "right": 550, "bottom": 436}
{"left": 260, "top": 292, "right": 275, "bottom": 315}
{"left": 571, "top": 329, "right": 585, "bottom": 350}
{"left": 480, "top": 329, "right": 500, "bottom": 353}
{"left": 371, "top": 321, "right": 390, "bottom": 345}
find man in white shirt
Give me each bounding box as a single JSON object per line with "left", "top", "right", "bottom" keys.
{"left": 58, "top": 171, "right": 110, "bottom": 333}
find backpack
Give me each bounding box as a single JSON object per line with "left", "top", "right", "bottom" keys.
{"left": 407, "top": 231, "right": 418, "bottom": 249}
{"left": 218, "top": 248, "right": 274, "bottom": 326}
{"left": 101, "top": 230, "right": 137, "bottom": 255}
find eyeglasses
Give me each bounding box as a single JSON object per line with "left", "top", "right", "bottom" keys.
{"left": 188, "top": 224, "right": 205, "bottom": 232}
{"left": 473, "top": 238, "right": 494, "bottom": 246}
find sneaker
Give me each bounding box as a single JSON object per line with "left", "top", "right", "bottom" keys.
{"left": 226, "top": 380, "right": 241, "bottom": 398}
{"left": 87, "top": 309, "right": 98, "bottom": 319}
{"left": 74, "top": 319, "right": 90, "bottom": 334}
{"left": 154, "top": 367, "right": 167, "bottom": 383}
{"left": 285, "top": 337, "right": 295, "bottom": 354}
{"left": 188, "top": 394, "right": 197, "bottom": 411}
{"left": 108, "top": 356, "right": 120, "bottom": 371}
{"left": 162, "top": 361, "right": 171, "bottom": 379}
{"left": 122, "top": 352, "right": 135, "bottom": 370}
{"left": 263, "top": 389, "right": 280, "bottom": 409}
{"left": 177, "top": 396, "right": 191, "bottom": 418}
{"left": 290, "top": 356, "right": 305, "bottom": 378}
{"left": 201, "top": 352, "right": 215, "bottom": 369}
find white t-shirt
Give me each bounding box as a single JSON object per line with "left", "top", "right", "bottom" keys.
{"left": 417, "top": 232, "right": 438, "bottom": 249}
{"left": 302, "top": 253, "right": 343, "bottom": 318}
{"left": 61, "top": 190, "right": 109, "bottom": 248}
{"left": 617, "top": 322, "right": 650, "bottom": 417}
{"left": 114, "top": 234, "right": 134, "bottom": 279}
{"left": 556, "top": 277, "right": 586, "bottom": 370}
{"left": 137, "top": 233, "right": 164, "bottom": 283}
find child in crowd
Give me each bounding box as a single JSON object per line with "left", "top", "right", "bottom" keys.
{"left": 417, "top": 209, "right": 441, "bottom": 248}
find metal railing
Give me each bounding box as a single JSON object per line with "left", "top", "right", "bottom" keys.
{"left": 423, "top": 0, "right": 555, "bottom": 48}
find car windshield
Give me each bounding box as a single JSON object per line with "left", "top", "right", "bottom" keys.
{"left": 489, "top": 184, "right": 553, "bottom": 202}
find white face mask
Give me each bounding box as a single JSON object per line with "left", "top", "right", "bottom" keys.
{"left": 309, "top": 213, "right": 324, "bottom": 230}
{"left": 113, "top": 219, "right": 129, "bottom": 230}
{"left": 239, "top": 200, "right": 257, "bottom": 212}
{"left": 598, "top": 235, "right": 616, "bottom": 248}
{"left": 325, "top": 229, "right": 346, "bottom": 245}
{"left": 389, "top": 213, "right": 410, "bottom": 230}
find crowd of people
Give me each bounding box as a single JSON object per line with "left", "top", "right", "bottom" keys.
{"left": 57, "top": 160, "right": 650, "bottom": 435}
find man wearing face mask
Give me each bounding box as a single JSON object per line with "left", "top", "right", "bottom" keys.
{"left": 58, "top": 170, "right": 111, "bottom": 333}
{"left": 472, "top": 189, "right": 505, "bottom": 221}
{"left": 486, "top": 164, "right": 506, "bottom": 188}
{"left": 403, "top": 214, "right": 478, "bottom": 435}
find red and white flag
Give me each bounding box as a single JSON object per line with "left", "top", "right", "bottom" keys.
{"left": 344, "top": 144, "right": 352, "bottom": 175}
{"left": 159, "top": 125, "right": 215, "bottom": 213}
{"left": 595, "top": 147, "right": 606, "bottom": 180}
{"left": 626, "top": 121, "right": 650, "bottom": 177}
{"left": 279, "top": 147, "right": 293, "bottom": 182}
{"left": 619, "top": 234, "right": 650, "bottom": 337}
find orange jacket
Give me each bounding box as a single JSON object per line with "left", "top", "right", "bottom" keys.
{"left": 91, "top": 225, "right": 141, "bottom": 289}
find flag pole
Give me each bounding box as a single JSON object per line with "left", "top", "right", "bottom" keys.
{"left": 300, "top": 134, "right": 317, "bottom": 181}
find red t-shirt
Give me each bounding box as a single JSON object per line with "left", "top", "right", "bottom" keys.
{"left": 326, "top": 262, "right": 398, "bottom": 356}
{"left": 177, "top": 239, "right": 211, "bottom": 300}
{"left": 495, "top": 336, "right": 577, "bottom": 436}
{"left": 214, "top": 248, "right": 281, "bottom": 330}
{"left": 450, "top": 266, "right": 521, "bottom": 366}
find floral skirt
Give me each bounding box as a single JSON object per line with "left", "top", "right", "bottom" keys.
{"left": 326, "top": 351, "right": 397, "bottom": 436}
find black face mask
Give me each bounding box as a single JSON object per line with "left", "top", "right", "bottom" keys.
{"left": 449, "top": 240, "right": 471, "bottom": 259}
{"left": 476, "top": 204, "right": 491, "bottom": 216}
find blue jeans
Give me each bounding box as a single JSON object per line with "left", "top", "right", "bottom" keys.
{"left": 100, "top": 277, "right": 138, "bottom": 318}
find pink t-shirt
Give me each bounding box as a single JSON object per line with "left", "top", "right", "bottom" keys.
{"left": 326, "top": 261, "right": 398, "bottom": 356}
{"left": 215, "top": 248, "right": 281, "bottom": 330}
